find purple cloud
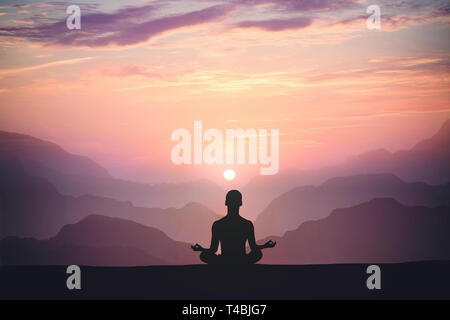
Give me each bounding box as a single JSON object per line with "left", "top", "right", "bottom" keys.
{"left": 324, "top": 5, "right": 450, "bottom": 30}
{"left": 234, "top": 0, "right": 358, "bottom": 12}
{"left": 235, "top": 17, "right": 312, "bottom": 31}
{"left": 0, "top": 3, "right": 235, "bottom": 48}
{"left": 2, "top": 0, "right": 445, "bottom": 48}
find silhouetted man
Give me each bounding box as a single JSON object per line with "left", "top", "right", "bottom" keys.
{"left": 191, "top": 190, "right": 276, "bottom": 264}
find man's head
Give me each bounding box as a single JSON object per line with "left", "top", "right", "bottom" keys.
{"left": 225, "top": 189, "right": 242, "bottom": 208}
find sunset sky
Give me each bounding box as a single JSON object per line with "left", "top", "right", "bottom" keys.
{"left": 0, "top": 0, "right": 449, "bottom": 185}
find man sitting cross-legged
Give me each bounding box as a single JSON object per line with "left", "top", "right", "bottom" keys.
{"left": 191, "top": 190, "right": 276, "bottom": 264}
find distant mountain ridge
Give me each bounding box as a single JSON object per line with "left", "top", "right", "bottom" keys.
{"left": 0, "top": 214, "right": 198, "bottom": 266}
{"left": 0, "top": 159, "right": 218, "bottom": 244}
{"left": 343, "top": 118, "right": 450, "bottom": 183}
{"left": 3, "top": 199, "right": 449, "bottom": 266}
{"left": 1, "top": 119, "right": 449, "bottom": 265}
{"left": 53, "top": 214, "right": 197, "bottom": 264}
{"left": 243, "top": 119, "right": 450, "bottom": 217}
{"left": 0, "top": 130, "right": 225, "bottom": 213}
{"left": 0, "top": 131, "right": 110, "bottom": 178}
{"left": 254, "top": 173, "right": 450, "bottom": 237}
{"left": 1, "top": 119, "right": 448, "bottom": 220}
{"left": 261, "top": 198, "right": 450, "bottom": 264}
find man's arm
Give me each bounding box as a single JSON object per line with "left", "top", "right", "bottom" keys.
{"left": 247, "top": 222, "right": 261, "bottom": 251}
{"left": 248, "top": 221, "right": 276, "bottom": 251}
{"left": 192, "top": 222, "right": 219, "bottom": 253}
{"left": 207, "top": 222, "right": 219, "bottom": 253}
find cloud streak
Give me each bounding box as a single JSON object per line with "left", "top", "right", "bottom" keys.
{"left": 235, "top": 17, "right": 312, "bottom": 31}
{"left": 305, "top": 55, "right": 450, "bottom": 84}
{"left": 0, "top": 3, "right": 236, "bottom": 48}
{"left": 232, "top": 0, "right": 358, "bottom": 12}
{"left": 0, "top": 56, "right": 96, "bottom": 76}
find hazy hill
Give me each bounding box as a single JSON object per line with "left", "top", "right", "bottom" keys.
{"left": 3, "top": 119, "right": 448, "bottom": 221}
{"left": 343, "top": 118, "right": 450, "bottom": 183}
{"left": 261, "top": 198, "right": 450, "bottom": 264}
{"left": 0, "top": 131, "right": 110, "bottom": 178}
{"left": 0, "top": 130, "right": 225, "bottom": 212}
{"left": 2, "top": 196, "right": 449, "bottom": 266}
{"left": 243, "top": 119, "right": 450, "bottom": 217}
{"left": 0, "top": 214, "right": 198, "bottom": 266}
{"left": 53, "top": 214, "right": 197, "bottom": 264}
{"left": 254, "top": 173, "right": 450, "bottom": 237}
{"left": 0, "top": 158, "right": 72, "bottom": 239}
{"left": 0, "top": 159, "right": 218, "bottom": 244}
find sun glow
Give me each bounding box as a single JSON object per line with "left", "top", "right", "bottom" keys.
{"left": 224, "top": 169, "right": 236, "bottom": 181}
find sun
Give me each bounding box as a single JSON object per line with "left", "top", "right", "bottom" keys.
{"left": 224, "top": 169, "right": 236, "bottom": 181}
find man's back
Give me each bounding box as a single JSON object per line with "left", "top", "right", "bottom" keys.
{"left": 213, "top": 215, "right": 252, "bottom": 258}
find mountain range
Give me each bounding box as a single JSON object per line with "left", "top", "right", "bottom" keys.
{"left": 0, "top": 130, "right": 225, "bottom": 213}
{"left": 254, "top": 173, "right": 450, "bottom": 238}
{"left": 1, "top": 214, "right": 198, "bottom": 266}
{"left": 242, "top": 119, "right": 450, "bottom": 217}
{"left": 2, "top": 119, "right": 449, "bottom": 221}
{"left": 1, "top": 119, "right": 449, "bottom": 265}
{"left": 2, "top": 198, "right": 449, "bottom": 266}
{"left": 0, "top": 158, "right": 218, "bottom": 244}
{"left": 261, "top": 198, "right": 450, "bottom": 264}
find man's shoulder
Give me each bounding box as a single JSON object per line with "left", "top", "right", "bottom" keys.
{"left": 213, "top": 217, "right": 227, "bottom": 226}
{"left": 213, "top": 216, "right": 253, "bottom": 226}
{"left": 239, "top": 216, "right": 253, "bottom": 228}
{"left": 240, "top": 216, "right": 254, "bottom": 227}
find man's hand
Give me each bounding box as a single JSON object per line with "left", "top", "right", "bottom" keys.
{"left": 191, "top": 243, "right": 205, "bottom": 252}
{"left": 263, "top": 240, "right": 276, "bottom": 249}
